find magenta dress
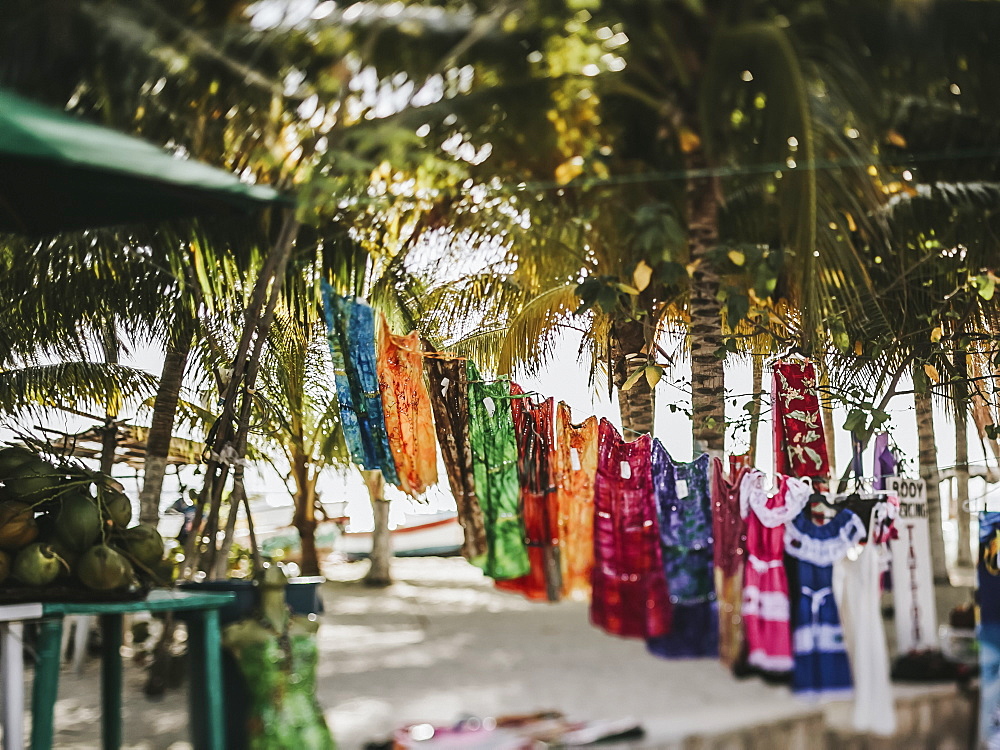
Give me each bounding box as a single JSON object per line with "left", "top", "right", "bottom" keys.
{"left": 590, "top": 419, "right": 672, "bottom": 639}
{"left": 740, "top": 470, "right": 810, "bottom": 673}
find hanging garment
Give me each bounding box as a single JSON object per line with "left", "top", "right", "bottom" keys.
{"left": 785, "top": 508, "right": 866, "bottom": 701}
{"left": 424, "top": 355, "right": 487, "bottom": 562}
{"left": 376, "top": 314, "right": 438, "bottom": 497}
{"left": 740, "top": 470, "right": 810, "bottom": 673}
{"left": 496, "top": 384, "right": 561, "bottom": 601}
{"left": 979, "top": 512, "right": 1000, "bottom": 748}
{"left": 466, "top": 361, "right": 530, "bottom": 581}
{"left": 590, "top": 419, "right": 671, "bottom": 639}
{"left": 554, "top": 402, "right": 598, "bottom": 601}
{"left": 873, "top": 432, "right": 896, "bottom": 490}
{"left": 771, "top": 359, "right": 830, "bottom": 478}
{"left": 647, "top": 446, "right": 717, "bottom": 658}
{"left": 834, "top": 498, "right": 898, "bottom": 735}
{"left": 321, "top": 284, "right": 399, "bottom": 484}
{"left": 711, "top": 457, "right": 749, "bottom": 669}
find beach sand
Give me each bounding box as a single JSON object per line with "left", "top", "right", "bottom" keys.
{"left": 15, "top": 556, "right": 969, "bottom": 748}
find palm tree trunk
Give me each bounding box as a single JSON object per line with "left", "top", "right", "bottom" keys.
{"left": 361, "top": 470, "right": 392, "bottom": 586}
{"left": 955, "top": 402, "right": 973, "bottom": 568}
{"left": 139, "top": 331, "right": 192, "bottom": 525}
{"left": 686, "top": 151, "right": 724, "bottom": 459}
{"left": 291, "top": 458, "right": 321, "bottom": 577}
{"left": 748, "top": 355, "right": 763, "bottom": 466}
{"left": 915, "top": 389, "right": 950, "bottom": 583}
{"left": 611, "top": 318, "right": 654, "bottom": 440}
{"left": 100, "top": 327, "right": 119, "bottom": 476}
{"left": 819, "top": 363, "right": 837, "bottom": 476}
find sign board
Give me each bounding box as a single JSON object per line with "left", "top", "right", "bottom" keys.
{"left": 887, "top": 477, "right": 939, "bottom": 653}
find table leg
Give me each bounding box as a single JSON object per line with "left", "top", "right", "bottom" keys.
{"left": 188, "top": 609, "right": 226, "bottom": 750}
{"left": 31, "top": 618, "right": 64, "bottom": 750}
{"left": 99, "top": 614, "right": 123, "bottom": 750}
{"left": 1, "top": 622, "right": 24, "bottom": 750}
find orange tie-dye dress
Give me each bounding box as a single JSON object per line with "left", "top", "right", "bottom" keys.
{"left": 376, "top": 314, "right": 438, "bottom": 497}
{"left": 554, "top": 402, "right": 598, "bottom": 600}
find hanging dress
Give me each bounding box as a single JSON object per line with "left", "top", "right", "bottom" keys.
{"left": 711, "top": 457, "right": 749, "bottom": 669}
{"left": 740, "top": 470, "right": 810, "bottom": 673}
{"left": 590, "top": 419, "right": 671, "bottom": 639}
{"left": 227, "top": 632, "right": 336, "bottom": 750}
{"left": 647, "top": 446, "right": 717, "bottom": 658}
{"left": 784, "top": 507, "right": 866, "bottom": 700}
{"left": 466, "top": 361, "right": 530, "bottom": 581}
{"left": 496, "top": 384, "right": 560, "bottom": 601}
{"left": 376, "top": 314, "right": 438, "bottom": 497}
{"left": 979, "top": 511, "right": 1000, "bottom": 748}
{"left": 833, "top": 497, "right": 898, "bottom": 735}
{"left": 424, "top": 355, "right": 487, "bottom": 562}
{"left": 771, "top": 359, "right": 830, "bottom": 479}
{"left": 553, "top": 402, "right": 598, "bottom": 601}
{"left": 321, "top": 283, "right": 399, "bottom": 484}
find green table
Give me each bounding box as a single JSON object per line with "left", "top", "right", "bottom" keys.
{"left": 32, "top": 589, "right": 234, "bottom": 750}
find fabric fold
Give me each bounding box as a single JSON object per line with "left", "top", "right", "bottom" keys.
{"left": 321, "top": 283, "right": 399, "bottom": 484}
{"left": 554, "top": 403, "right": 598, "bottom": 600}
{"left": 711, "top": 457, "right": 749, "bottom": 669}
{"left": 376, "top": 313, "right": 438, "bottom": 497}
{"left": 424, "top": 354, "right": 487, "bottom": 562}
{"left": 466, "top": 361, "right": 530, "bottom": 580}
{"left": 590, "top": 419, "right": 671, "bottom": 639}
{"left": 647, "top": 444, "right": 717, "bottom": 658}
{"left": 496, "top": 384, "right": 560, "bottom": 601}
{"left": 785, "top": 508, "right": 865, "bottom": 701}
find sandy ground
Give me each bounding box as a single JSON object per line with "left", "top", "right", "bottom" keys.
{"left": 9, "top": 556, "right": 972, "bottom": 749}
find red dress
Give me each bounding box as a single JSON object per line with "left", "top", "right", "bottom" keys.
{"left": 590, "top": 419, "right": 671, "bottom": 639}
{"left": 711, "top": 457, "right": 749, "bottom": 668}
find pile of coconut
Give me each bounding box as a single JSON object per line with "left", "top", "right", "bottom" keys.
{"left": 0, "top": 445, "right": 171, "bottom": 596}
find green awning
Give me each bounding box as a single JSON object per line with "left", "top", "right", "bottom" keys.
{"left": 0, "top": 88, "right": 292, "bottom": 234}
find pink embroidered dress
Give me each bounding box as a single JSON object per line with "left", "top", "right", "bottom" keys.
{"left": 740, "top": 470, "right": 810, "bottom": 672}
{"left": 590, "top": 419, "right": 671, "bottom": 639}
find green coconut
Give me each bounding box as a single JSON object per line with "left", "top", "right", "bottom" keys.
{"left": 77, "top": 544, "right": 131, "bottom": 591}
{"left": 100, "top": 487, "right": 132, "bottom": 528}
{"left": 4, "top": 457, "right": 62, "bottom": 502}
{"left": 13, "top": 543, "right": 63, "bottom": 586}
{"left": 0, "top": 501, "right": 39, "bottom": 550}
{"left": 55, "top": 492, "right": 103, "bottom": 552}
{"left": 47, "top": 540, "right": 80, "bottom": 577}
{"left": 0, "top": 446, "right": 38, "bottom": 477}
{"left": 0, "top": 549, "right": 9, "bottom": 584}
{"left": 120, "top": 524, "right": 164, "bottom": 566}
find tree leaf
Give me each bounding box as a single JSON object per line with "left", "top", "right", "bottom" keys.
{"left": 632, "top": 260, "right": 653, "bottom": 292}
{"left": 924, "top": 363, "right": 940, "bottom": 383}
{"left": 727, "top": 249, "right": 746, "bottom": 266}
{"left": 930, "top": 326, "right": 943, "bottom": 343}
{"left": 621, "top": 367, "right": 645, "bottom": 392}
{"left": 644, "top": 364, "right": 662, "bottom": 389}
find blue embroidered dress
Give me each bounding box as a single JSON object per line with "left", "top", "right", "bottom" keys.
{"left": 646, "top": 444, "right": 717, "bottom": 658}
{"left": 784, "top": 508, "right": 865, "bottom": 700}
{"left": 321, "top": 283, "right": 399, "bottom": 484}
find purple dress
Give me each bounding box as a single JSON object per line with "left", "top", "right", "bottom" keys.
{"left": 646, "top": 443, "right": 718, "bottom": 658}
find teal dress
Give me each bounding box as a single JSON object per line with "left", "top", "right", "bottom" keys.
{"left": 466, "top": 361, "right": 529, "bottom": 580}
{"left": 231, "top": 631, "right": 336, "bottom": 750}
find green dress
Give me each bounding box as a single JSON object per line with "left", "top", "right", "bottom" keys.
{"left": 466, "top": 360, "right": 530, "bottom": 580}
{"left": 231, "top": 631, "right": 336, "bottom": 750}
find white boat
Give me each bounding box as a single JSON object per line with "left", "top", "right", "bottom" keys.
{"left": 338, "top": 511, "right": 464, "bottom": 559}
